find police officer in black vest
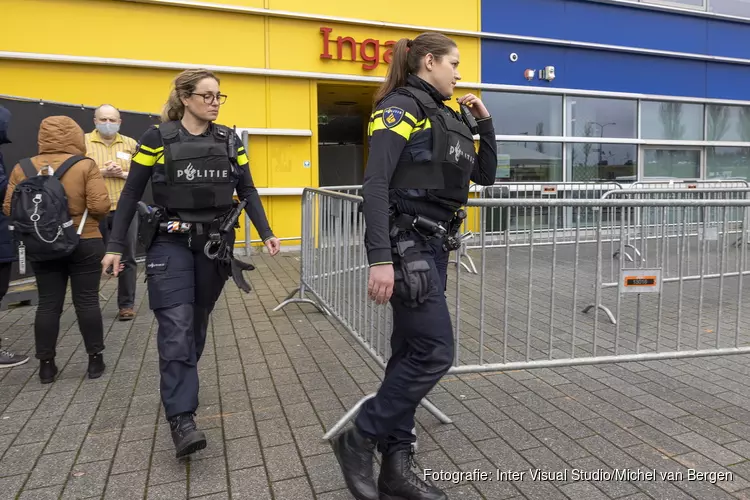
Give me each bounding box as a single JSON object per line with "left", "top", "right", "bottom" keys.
{"left": 101, "top": 69, "right": 281, "bottom": 459}
{"left": 331, "top": 33, "right": 497, "bottom": 500}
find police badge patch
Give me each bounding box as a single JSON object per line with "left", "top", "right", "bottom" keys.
{"left": 383, "top": 107, "right": 405, "bottom": 129}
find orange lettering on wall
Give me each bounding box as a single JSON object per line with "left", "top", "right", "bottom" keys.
{"left": 320, "top": 27, "right": 395, "bottom": 71}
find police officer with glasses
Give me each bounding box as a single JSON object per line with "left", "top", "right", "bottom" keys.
{"left": 101, "top": 69, "right": 281, "bottom": 459}
{"left": 331, "top": 33, "right": 497, "bottom": 500}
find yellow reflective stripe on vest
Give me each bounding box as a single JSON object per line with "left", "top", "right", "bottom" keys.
{"left": 410, "top": 118, "right": 432, "bottom": 137}
{"left": 368, "top": 109, "right": 419, "bottom": 141}
{"left": 132, "top": 144, "right": 163, "bottom": 167}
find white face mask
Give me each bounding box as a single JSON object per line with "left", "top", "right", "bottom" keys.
{"left": 96, "top": 122, "right": 120, "bottom": 137}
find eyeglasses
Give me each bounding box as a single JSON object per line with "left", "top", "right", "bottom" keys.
{"left": 190, "top": 93, "right": 228, "bottom": 105}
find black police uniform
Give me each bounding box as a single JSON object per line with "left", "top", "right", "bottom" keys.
{"left": 332, "top": 74, "right": 497, "bottom": 500}
{"left": 105, "top": 121, "right": 275, "bottom": 458}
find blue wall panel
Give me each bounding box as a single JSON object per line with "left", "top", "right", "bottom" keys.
{"left": 481, "top": 40, "right": 720, "bottom": 98}
{"left": 482, "top": 0, "right": 750, "bottom": 60}
{"left": 707, "top": 63, "right": 750, "bottom": 100}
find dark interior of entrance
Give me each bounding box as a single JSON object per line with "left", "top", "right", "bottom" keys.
{"left": 317, "top": 84, "right": 375, "bottom": 186}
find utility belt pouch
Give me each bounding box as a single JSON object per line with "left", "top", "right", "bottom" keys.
{"left": 390, "top": 232, "right": 435, "bottom": 308}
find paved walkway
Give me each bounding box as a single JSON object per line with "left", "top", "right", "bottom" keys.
{"left": 3, "top": 252, "right": 750, "bottom": 499}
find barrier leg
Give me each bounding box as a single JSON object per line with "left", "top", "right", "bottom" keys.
{"left": 582, "top": 303, "right": 617, "bottom": 325}
{"left": 613, "top": 244, "right": 642, "bottom": 263}
{"left": 321, "top": 395, "right": 453, "bottom": 442}
{"left": 274, "top": 283, "right": 329, "bottom": 315}
{"left": 451, "top": 245, "right": 477, "bottom": 275}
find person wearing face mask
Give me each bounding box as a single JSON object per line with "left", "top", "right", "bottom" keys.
{"left": 101, "top": 69, "right": 281, "bottom": 459}
{"left": 330, "top": 33, "right": 497, "bottom": 500}
{"left": 0, "top": 106, "right": 29, "bottom": 369}
{"left": 85, "top": 104, "right": 139, "bottom": 321}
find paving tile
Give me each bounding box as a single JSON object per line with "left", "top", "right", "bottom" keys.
{"left": 147, "top": 481, "right": 187, "bottom": 500}
{"left": 25, "top": 451, "right": 77, "bottom": 490}
{"left": 0, "top": 474, "right": 26, "bottom": 499}
{"left": 103, "top": 470, "right": 148, "bottom": 500}
{"left": 189, "top": 457, "right": 228, "bottom": 497}
{"left": 229, "top": 466, "right": 271, "bottom": 500}
{"left": 271, "top": 477, "right": 315, "bottom": 500}
{"left": 17, "top": 485, "right": 65, "bottom": 500}
{"left": 303, "top": 452, "right": 347, "bottom": 494}
{"left": 61, "top": 459, "right": 111, "bottom": 499}
{"left": 226, "top": 435, "right": 263, "bottom": 471}
{"left": 673, "top": 432, "right": 744, "bottom": 466}
{"left": 0, "top": 441, "right": 45, "bottom": 478}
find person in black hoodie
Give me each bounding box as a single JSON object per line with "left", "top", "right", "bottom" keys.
{"left": 0, "top": 106, "right": 29, "bottom": 368}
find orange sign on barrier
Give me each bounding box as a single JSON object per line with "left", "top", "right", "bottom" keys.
{"left": 620, "top": 269, "right": 662, "bottom": 293}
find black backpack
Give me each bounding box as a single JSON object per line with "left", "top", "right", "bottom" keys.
{"left": 9, "top": 155, "right": 85, "bottom": 262}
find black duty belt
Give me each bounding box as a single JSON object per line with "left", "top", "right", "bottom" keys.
{"left": 391, "top": 213, "right": 450, "bottom": 237}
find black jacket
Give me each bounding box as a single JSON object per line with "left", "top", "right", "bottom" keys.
{"left": 0, "top": 107, "right": 15, "bottom": 263}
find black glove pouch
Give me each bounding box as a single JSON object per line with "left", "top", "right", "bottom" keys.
{"left": 391, "top": 234, "right": 435, "bottom": 308}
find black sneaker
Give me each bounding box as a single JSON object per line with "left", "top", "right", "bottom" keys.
{"left": 39, "top": 359, "right": 58, "bottom": 384}
{"left": 0, "top": 348, "right": 29, "bottom": 368}
{"left": 87, "top": 353, "right": 105, "bottom": 379}
{"left": 169, "top": 413, "right": 207, "bottom": 459}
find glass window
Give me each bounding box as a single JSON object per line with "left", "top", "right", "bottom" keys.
{"left": 709, "top": 0, "right": 750, "bottom": 17}
{"left": 643, "top": 0, "right": 706, "bottom": 8}
{"left": 707, "top": 146, "right": 750, "bottom": 180}
{"left": 483, "top": 92, "right": 563, "bottom": 136}
{"left": 567, "top": 143, "right": 637, "bottom": 182}
{"left": 640, "top": 101, "right": 704, "bottom": 140}
{"left": 706, "top": 104, "right": 750, "bottom": 141}
{"left": 496, "top": 142, "right": 563, "bottom": 182}
{"left": 566, "top": 97, "right": 637, "bottom": 139}
{"left": 643, "top": 148, "right": 701, "bottom": 178}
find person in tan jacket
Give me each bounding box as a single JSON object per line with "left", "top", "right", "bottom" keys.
{"left": 3, "top": 116, "right": 111, "bottom": 384}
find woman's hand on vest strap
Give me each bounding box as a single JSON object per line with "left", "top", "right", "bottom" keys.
{"left": 457, "top": 94, "right": 490, "bottom": 119}
{"left": 368, "top": 264, "right": 394, "bottom": 305}
{"left": 264, "top": 237, "right": 281, "bottom": 257}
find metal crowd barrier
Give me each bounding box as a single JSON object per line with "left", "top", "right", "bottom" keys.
{"left": 630, "top": 178, "right": 750, "bottom": 190}
{"left": 583, "top": 187, "right": 750, "bottom": 324}
{"left": 456, "top": 182, "right": 625, "bottom": 274}
{"left": 275, "top": 188, "right": 750, "bottom": 440}
{"left": 456, "top": 180, "right": 750, "bottom": 274}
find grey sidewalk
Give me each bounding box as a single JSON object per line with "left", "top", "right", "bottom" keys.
{"left": 3, "top": 253, "right": 750, "bottom": 499}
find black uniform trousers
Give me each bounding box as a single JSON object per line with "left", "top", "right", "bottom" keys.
{"left": 144, "top": 233, "right": 231, "bottom": 420}
{"left": 355, "top": 232, "right": 453, "bottom": 455}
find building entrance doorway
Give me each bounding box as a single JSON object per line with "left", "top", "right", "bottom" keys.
{"left": 317, "top": 83, "right": 376, "bottom": 187}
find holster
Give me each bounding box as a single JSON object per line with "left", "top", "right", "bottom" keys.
{"left": 390, "top": 233, "right": 434, "bottom": 308}
{"left": 136, "top": 202, "right": 162, "bottom": 251}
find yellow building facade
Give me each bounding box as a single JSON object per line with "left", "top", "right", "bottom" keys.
{"left": 1, "top": 0, "right": 483, "bottom": 247}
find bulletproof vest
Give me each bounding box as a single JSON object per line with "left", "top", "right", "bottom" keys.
{"left": 388, "top": 85, "right": 477, "bottom": 211}
{"left": 152, "top": 121, "right": 238, "bottom": 222}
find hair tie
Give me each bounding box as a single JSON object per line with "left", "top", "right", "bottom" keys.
{"left": 406, "top": 39, "right": 413, "bottom": 48}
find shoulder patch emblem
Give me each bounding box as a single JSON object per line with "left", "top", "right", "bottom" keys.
{"left": 383, "top": 107, "right": 405, "bottom": 129}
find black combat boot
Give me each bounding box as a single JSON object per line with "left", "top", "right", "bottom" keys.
{"left": 39, "top": 359, "right": 58, "bottom": 384}
{"left": 331, "top": 427, "right": 379, "bottom": 500}
{"left": 87, "top": 353, "right": 105, "bottom": 379}
{"left": 169, "top": 413, "right": 207, "bottom": 458}
{"left": 378, "top": 449, "right": 448, "bottom": 500}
